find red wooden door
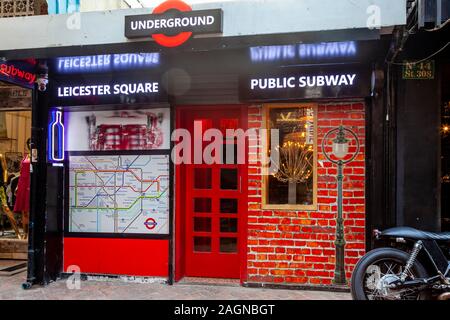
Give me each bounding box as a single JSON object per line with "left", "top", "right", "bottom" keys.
{"left": 179, "top": 106, "right": 247, "bottom": 279}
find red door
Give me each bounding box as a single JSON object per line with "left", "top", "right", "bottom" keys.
{"left": 177, "top": 106, "right": 248, "bottom": 279}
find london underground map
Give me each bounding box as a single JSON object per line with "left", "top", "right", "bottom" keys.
{"left": 68, "top": 154, "right": 169, "bottom": 235}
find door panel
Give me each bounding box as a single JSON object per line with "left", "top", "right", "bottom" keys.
{"left": 179, "top": 107, "right": 247, "bottom": 279}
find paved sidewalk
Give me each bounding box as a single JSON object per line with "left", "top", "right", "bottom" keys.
{"left": 0, "top": 271, "right": 351, "bottom": 300}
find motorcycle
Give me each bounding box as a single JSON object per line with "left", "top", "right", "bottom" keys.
{"left": 351, "top": 227, "right": 450, "bottom": 300}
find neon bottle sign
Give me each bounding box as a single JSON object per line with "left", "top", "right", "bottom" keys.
{"left": 48, "top": 110, "right": 65, "bottom": 162}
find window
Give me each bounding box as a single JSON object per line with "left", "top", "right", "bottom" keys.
{"left": 263, "top": 104, "right": 317, "bottom": 210}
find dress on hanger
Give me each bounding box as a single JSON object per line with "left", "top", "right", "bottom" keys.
{"left": 14, "top": 155, "right": 30, "bottom": 213}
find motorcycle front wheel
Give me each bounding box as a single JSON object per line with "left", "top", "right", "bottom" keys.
{"left": 351, "top": 248, "right": 431, "bottom": 300}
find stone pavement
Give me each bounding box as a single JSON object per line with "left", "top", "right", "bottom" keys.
{"left": 0, "top": 271, "right": 351, "bottom": 300}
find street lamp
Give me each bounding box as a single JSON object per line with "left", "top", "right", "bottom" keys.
{"left": 322, "top": 126, "right": 360, "bottom": 285}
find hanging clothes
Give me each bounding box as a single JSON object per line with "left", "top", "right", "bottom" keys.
{"left": 14, "top": 156, "right": 30, "bottom": 213}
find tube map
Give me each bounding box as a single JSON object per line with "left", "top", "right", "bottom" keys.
{"left": 68, "top": 154, "right": 169, "bottom": 235}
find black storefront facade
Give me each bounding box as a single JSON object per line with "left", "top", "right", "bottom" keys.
{"left": 0, "top": 2, "right": 432, "bottom": 288}
{"left": 384, "top": 22, "right": 450, "bottom": 233}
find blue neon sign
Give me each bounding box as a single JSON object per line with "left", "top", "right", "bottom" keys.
{"left": 48, "top": 110, "right": 65, "bottom": 162}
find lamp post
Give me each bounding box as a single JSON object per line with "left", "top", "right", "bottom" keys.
{"left": 322, "top": 126, "right": 360, "bottom": 285}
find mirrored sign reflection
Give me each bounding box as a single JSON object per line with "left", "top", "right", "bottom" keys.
{"left": 250, "top": 41, "right": 357, "bottom": 63}
{"left": 56, "top": 53, "right": 160, "bottom": 74}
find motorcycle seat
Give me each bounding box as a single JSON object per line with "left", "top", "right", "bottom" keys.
{"left": 381, "top": 227, "right": 450, "bottom": 241}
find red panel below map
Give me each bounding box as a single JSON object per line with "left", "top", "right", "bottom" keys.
{"left": 63, "top": 238, "right": 169, "bottom": 277}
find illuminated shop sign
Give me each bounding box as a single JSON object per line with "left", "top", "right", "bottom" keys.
{"left": 48, "top": 110, "right": 65, "bottom": 162}
{"left": 250, "top": 41, "right": 358, "bottom": 63}
{"left": 56, "top": 53, "right": 160, "bottom": 74}
{"left": 250, "top": 74, "right": 357, "bottom": 90}
{"left": 125, "top": 0, "right": 223, "bottom": 47}
{"left": 240, "top": 65, "right": 371, "bottom": 101}
{"left": 0, "top": 60, "right": 36, "bottom": 88}
{"left": 57, "top": 82, "right": 159, "bottom": 97}
{"left": 51, "top": 75, "right": 167, "bottom": 107}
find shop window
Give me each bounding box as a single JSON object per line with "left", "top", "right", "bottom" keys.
{"left": 263, "top": 104, "right": 317, "bottom": 210}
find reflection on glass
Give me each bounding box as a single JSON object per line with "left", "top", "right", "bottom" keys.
{"left": 194, "top": 217, "right": 211, "bottom": 232}
{"left": 221, "top": 169, "right": 238, "bottom": 190}
{"left": 220, "top": 238, "right": 237, "bottom": 253}
{"left": 194, "top": 168, "right": 212, "bottom": 189}
{"left": 220, "top": 218, "right": 238, "bottom": 233}
{"left": 267, "top": 106, "right": 315, "bottom": 206}
{"left": 220, "top": 199, "right": 238, "bottom": 214}
{"left": 194, "top": 237, "right": 211, "bottom": 252}
{"left": 194, "top": 198, "right": 212, "bottom": 213}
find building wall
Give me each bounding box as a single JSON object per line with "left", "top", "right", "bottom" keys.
{"left": 246, "top": 102, "right": 366, "bottom": 286}
{"left": 0, "top": 0, "right": 406, "bottom": 52}
{"left": 80, "top": 0, "right": 128, "bottom": 12}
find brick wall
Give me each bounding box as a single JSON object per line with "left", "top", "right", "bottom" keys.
{"left": 246, "top": 102, "right": 366, "bottom": 286}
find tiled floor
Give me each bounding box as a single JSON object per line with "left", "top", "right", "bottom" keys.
{"left": 0, "top": 270, "right": 351, "bottom": 300}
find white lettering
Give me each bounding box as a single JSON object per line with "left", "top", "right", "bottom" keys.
{"left": 338, "top": 76, "right": 349, "bottom": 86}
{"left": 56, "top": 83, "right": 157, "bottom": 98}
{"left": 299, "top": 76, "right": 307, "bottom": 88}
{"left": 287, "top": 77, "right": 296, "bottom": 88}
{"left": 251, "top": 79, "right": 258, "bottom": 90}
{"left": 181, "top": 17, "right": 190, "bottom": 27}
{"left": 307, "top": 77, "right": 316, "bottom": 87}
{"left": 131, "top": 14, "right": 215, "bottom": 31}
{"left": 251, "top": 74, "right": 357, "bottom": 90}
{"left": 347, "top": 74, "right": 356, "bottom": 85}
{"left": 316, "top": 76, "right": 325, "bottom": 87}
{"left": 325, "top": 75, "right": 339, "bottom": 86}
{"left": 198, "top": 16, "right": 206, "bottom": 25}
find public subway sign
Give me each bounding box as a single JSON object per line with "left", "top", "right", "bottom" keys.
{"left": 239, "top": 65, "right": 371, "bottom": 101}
{"left": 51, "top": 75, "right": 168, "bottom": 107}
{"left": 125, "top": 0, "right": 223, "bottom": 47}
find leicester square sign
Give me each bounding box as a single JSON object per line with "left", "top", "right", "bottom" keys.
{"left": 125, "top": 0, "right": 223, "bottom": 47}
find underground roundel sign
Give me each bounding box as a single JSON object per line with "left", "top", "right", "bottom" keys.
{"left": 125, "top": 0, "right": 223, "bottom": 47}
{"left": 144, "top": 218, "right": 158, "bottom": 230}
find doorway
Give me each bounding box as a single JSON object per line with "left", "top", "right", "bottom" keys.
{"left": 176, "top": 106, "right": 248, "bottom": 279}
{"left": 0, "top": 82, "right": 32, "bottom": 276}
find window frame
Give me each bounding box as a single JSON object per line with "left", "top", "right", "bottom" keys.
{"left": 262, "top": 103, "right": 318, "bottom": 211}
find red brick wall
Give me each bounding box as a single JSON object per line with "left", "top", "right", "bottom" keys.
{"left": 246, "top": 102, "right": 366, "bottom": 286}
